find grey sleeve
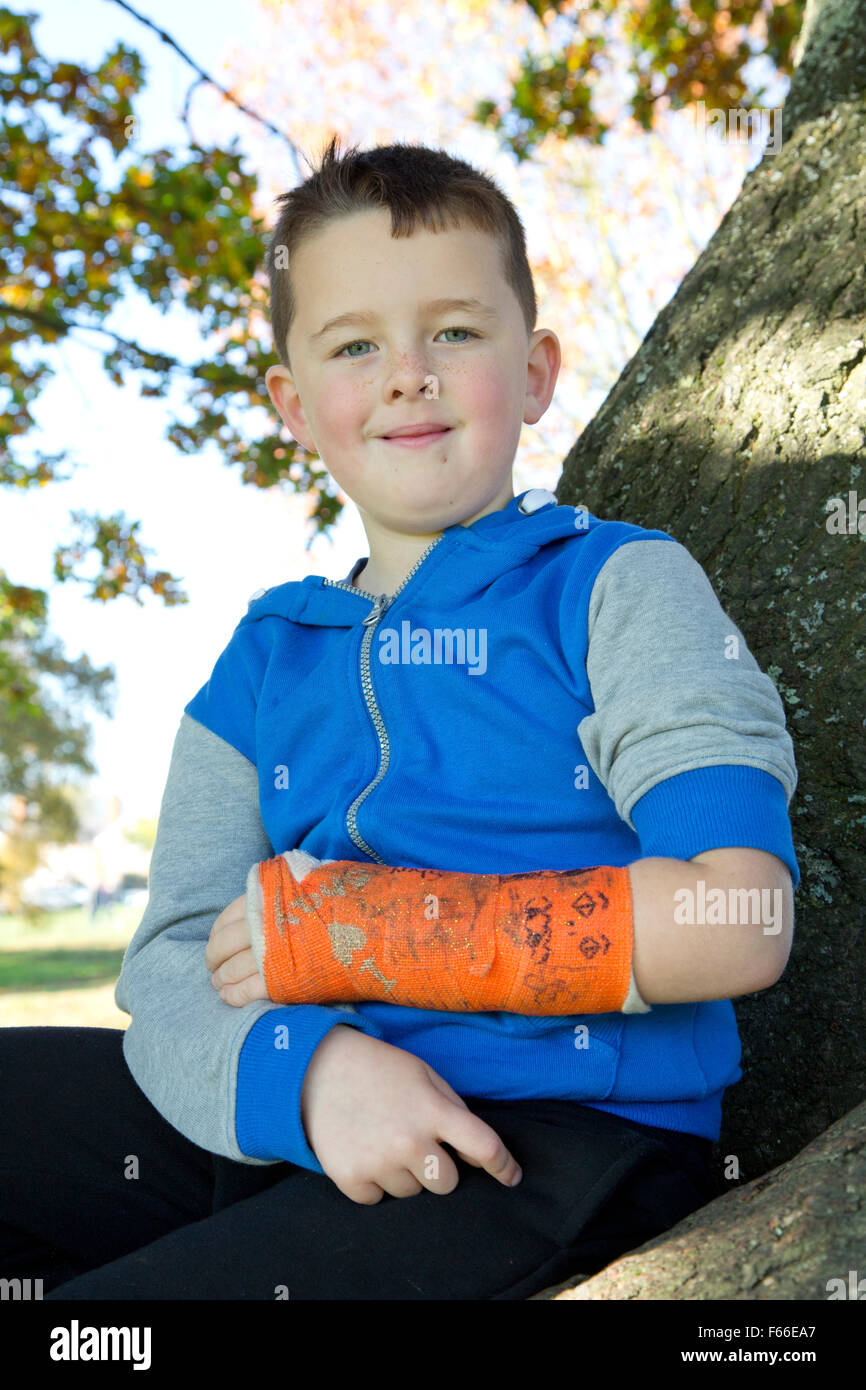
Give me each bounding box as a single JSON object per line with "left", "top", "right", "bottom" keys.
{"left": 114, "top": 712, "right": 291, "bottom": 1166}
{"left": 577, "top": 538, "right": 798, "bottom": 828}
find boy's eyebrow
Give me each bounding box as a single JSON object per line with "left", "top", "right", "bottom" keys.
{"left": 310, "top": 297, "right": 500, "bottom": 343}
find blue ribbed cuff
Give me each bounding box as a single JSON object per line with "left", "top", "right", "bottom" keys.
{"left": 630, "top": 765, "right": 800, "bottom": 890}
{"left": 581, "top": 1089, "right": 727, "bottom": 1142}
{"left": 235, "top": 1007, "right": 386, "bottom": 1171}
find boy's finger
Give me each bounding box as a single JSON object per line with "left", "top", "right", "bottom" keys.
{"left": 217, "top": 972, "right": 269, "bottom": 1007}
{"left": 207, "top": 894, "right": 247, "bottom": 939}
{"left": 205, "top": 918, "right": 249, "bottom": 970}
{"left": 450, "top": 1149, "right": 483, "bottom": 1168}
{"left": 428, "top": 1075, "right": 485, "bottom": 1166}
{"left": 441, "top": 1107, "right": 522, "bottom": 1188}
{"left": 210, "top": 947, "right": 259, "bottom": 987}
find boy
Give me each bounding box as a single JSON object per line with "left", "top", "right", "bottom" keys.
{"left": 2, "top": 137, "right": 798, "bottom": 1301}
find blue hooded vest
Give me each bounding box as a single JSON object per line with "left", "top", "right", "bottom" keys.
{"left": 185, "top": 489, "right": 800, "bottom": 1170}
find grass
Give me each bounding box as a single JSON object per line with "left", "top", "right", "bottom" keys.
{"left": 0, "top": 902, "right": 141, "bottom": 1030}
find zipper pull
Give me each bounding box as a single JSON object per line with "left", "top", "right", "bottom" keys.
{"left": 362, "top": 592, "right": 391, "bottom": 626}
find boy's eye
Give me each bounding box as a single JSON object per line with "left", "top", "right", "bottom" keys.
{"left": 334, "top": 327, "right": 478, "bottom": 358}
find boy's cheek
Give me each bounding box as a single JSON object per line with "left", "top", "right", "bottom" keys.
{"left": 314, "top": 396, "right": 378, "bottom": 459}
{"left": 452, "top": 361, "right": 519, "bottom": 427}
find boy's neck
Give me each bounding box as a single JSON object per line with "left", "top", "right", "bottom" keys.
{"left": 351, "top": 558, "right": 408, "bottom": 597}
{"left": 350, "top": 485, "right": 516, "bottom": 596}
{"left": 350, "top": 532, "right": 444, "bottom": 598}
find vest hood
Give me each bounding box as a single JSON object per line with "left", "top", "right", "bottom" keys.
{"left": 237, "top": 489, "right": 600, "bottom": 629}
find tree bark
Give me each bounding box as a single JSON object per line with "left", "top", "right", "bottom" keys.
{"left": 531, "top": 1098, "right": 866, "bottom": 1300}
{"left": 556, "top": 0, "right": 866, "bottom": 1185}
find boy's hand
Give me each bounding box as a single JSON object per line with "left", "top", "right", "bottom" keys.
{"left": 206, "top": 894, "right": 269, "bottom": 1005}
{"left": 300, "top": 1025, "right": 523, "bottom": 1204}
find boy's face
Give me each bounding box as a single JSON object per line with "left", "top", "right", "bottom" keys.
{"left": 265, "top": 207, "right": 560, "bottom": 536}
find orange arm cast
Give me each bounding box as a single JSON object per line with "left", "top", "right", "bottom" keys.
{"left": 245, "top": 851, "right": 651, "bottom": 1015}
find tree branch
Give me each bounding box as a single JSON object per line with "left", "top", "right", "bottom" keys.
{"left": 0, "top": 304, "right": 181, "bottom": 373}
{"left": 103, "top": 0, "right": 305, "bottom": 181}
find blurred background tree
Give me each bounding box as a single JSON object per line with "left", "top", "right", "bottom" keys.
{"left": 0, "top": 4, "right": 326, "bottom": 850}
{"left": 122, "top": 816, "right": 156, "bottom": 852}
{"left": 476, "top": 0, "right": 804, "bottom": 157}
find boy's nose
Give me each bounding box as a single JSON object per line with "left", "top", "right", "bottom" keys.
{"left": 385, "top": 358, "right": 440, "bottom": 400}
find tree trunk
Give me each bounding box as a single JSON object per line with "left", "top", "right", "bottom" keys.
{"left": 531, "top": 1098, "right": 866, "bottom": 1300}
{"left": 556, "top": 0, "right": 866, "bottom": 1186}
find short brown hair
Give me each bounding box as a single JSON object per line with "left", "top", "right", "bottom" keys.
{"left": 265, "top": 135, "right": 537, "bottom": 370}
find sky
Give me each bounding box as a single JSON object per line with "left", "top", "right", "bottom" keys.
{"left": 2, "top": 0, "right": 781, "bottom": 831}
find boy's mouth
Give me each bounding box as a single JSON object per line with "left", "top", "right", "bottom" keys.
{"left": 380, "top": 426, "right": 453, "bottom": 448}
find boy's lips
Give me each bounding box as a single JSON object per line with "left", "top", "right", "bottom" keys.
{"left": 378, "top": 420, "right": 454, "bottom": 437}
{"left": 379, "top": 426, "right": 453, "bottom": 448}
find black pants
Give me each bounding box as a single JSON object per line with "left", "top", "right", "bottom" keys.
{"left": 0, "top": 1027, "right": 721, "bottom": 1300}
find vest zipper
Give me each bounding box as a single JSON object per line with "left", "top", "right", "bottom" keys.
{"left": 322, "top": 535, "right": 444, "bottom": 861}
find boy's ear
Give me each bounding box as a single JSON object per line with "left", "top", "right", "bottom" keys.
{"left": 523, "top": 328, "right": 561, "bottom": 427}
{"left": 265, "top": 364, "right": 315, "bottom": 452}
